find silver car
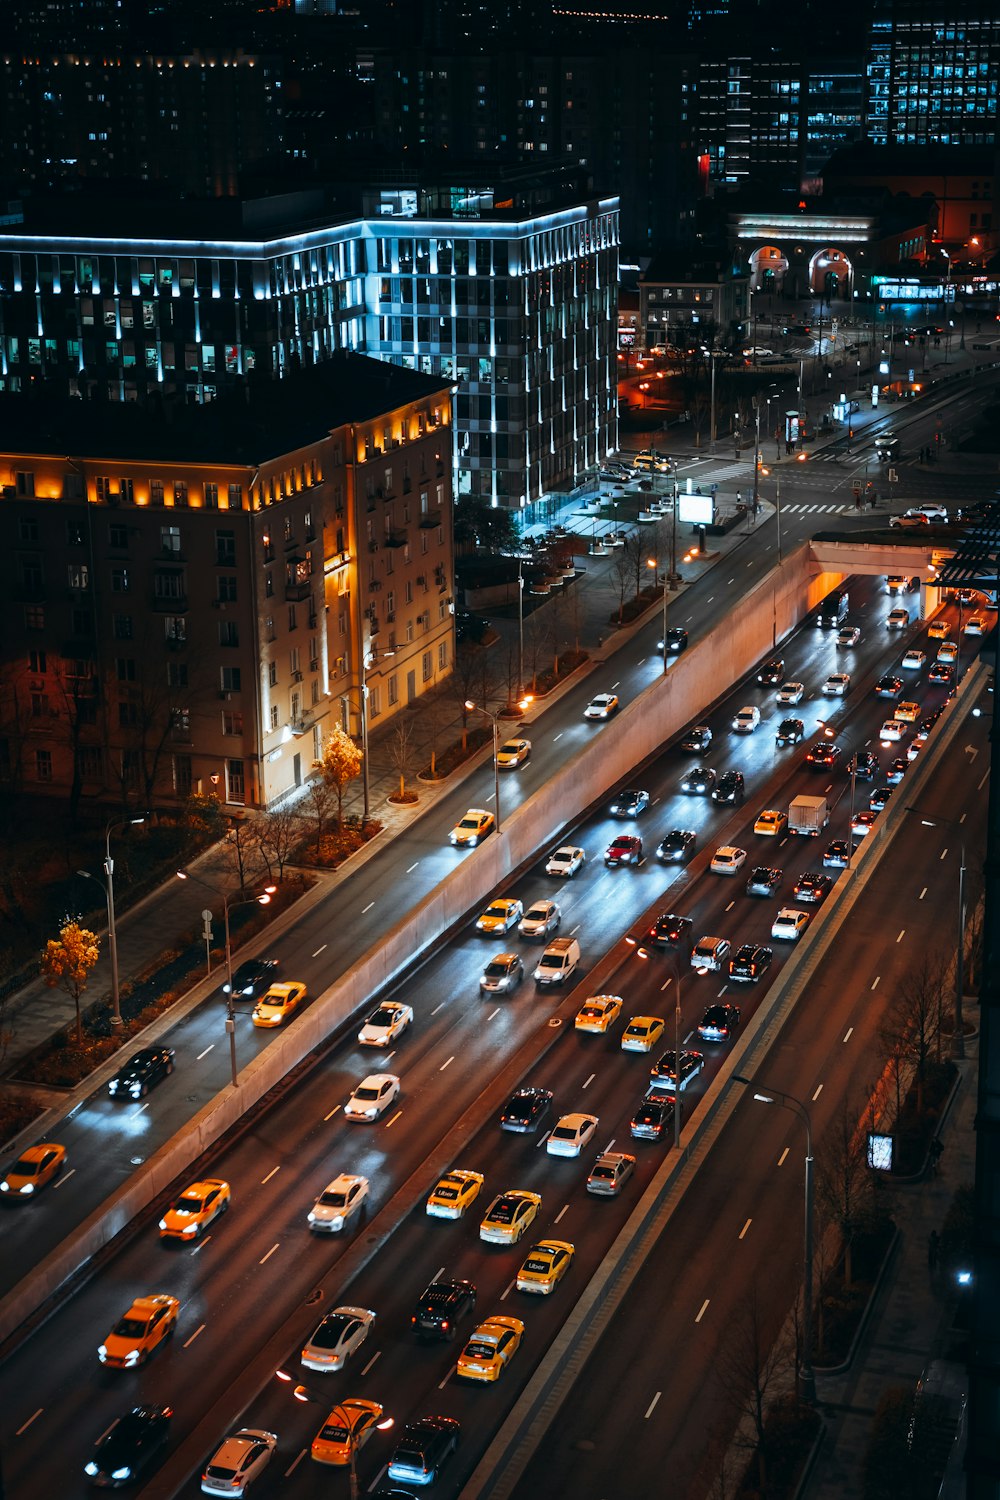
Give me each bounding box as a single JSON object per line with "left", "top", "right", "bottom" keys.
{"left": 201, "top": 1429, "right": 277, "bottom": 1496}
{"left": 479, "top": 952, "right": 524, "bottom": 995}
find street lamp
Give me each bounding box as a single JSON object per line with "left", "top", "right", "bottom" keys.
{"left": 77, "top": 816, "right": 146, "bottom": 1030}
{"left": 275, "top": 1369, "right": 393, "bottom": 1500}
{"left": 465, "top": 701, "right": 503, "bottom": 833}
{"left": 733, "top": 1075, "right": 816, "bottom": 1403}
{"left": 175, "top": 869, "right": 276, "bottom": 1086}
{"left": 912, "top": 813, "right": 967, "bottom": 1059}
{"left": 647, "top": 555, "right": 670, "bottom": 677}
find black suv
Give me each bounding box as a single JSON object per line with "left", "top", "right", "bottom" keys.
{"left": 756, "top": 657, "right": 785, "bottom": 686}
{"left": 630, "top": 1093, "right": 675, "bottom": 1141}
{"left": 711, "top": 769, "right": 745, "bottom": 805}
{"left": 387, "top": 1416, "right": 461, "bottom": 1486}
{"left": 728, "top": 943, "right": 773, "bottom": 983}
{"left": 776, "top": 717, "right": 805, "bottom": 747}
{"left": 221, "top": 958, "right": 279, "bottom": 998}
{"left": 84, "top": 1405, "right": 173, "bottom": 1486}
{"left": 107, "top": 1047, "right": 175, "bottom": 1100}
{"left": 850, "top": 750, "right": 878, "bottom": 781}
{"left": 499, "top": 1087, "right": 553, "bottom": 1133}
{"left": 411, "top": 1280, "right": 476, "bottom": 1341}
{"left": 644, "top": 913, "right": 693, "bottom": 953}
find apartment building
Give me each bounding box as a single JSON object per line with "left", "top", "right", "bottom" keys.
{"left": 0, "top": 353, "right": 454, "bottom": 811}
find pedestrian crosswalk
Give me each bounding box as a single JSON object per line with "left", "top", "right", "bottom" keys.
{"left": 782, "top": 502, "right": 855, "bottom": 514}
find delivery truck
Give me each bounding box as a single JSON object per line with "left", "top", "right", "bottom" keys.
{"left": 788, "top": 794, "right": 830, "bottom": 835}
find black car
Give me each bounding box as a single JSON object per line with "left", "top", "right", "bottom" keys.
{"left": 656, "top": 828, "right": 696, "bottom": 864}
{"left": 805, "top": 742, "right": 840, "bottom": 770}
{"left": 776, "top": 718, "right": 805, "bottom": 747}
{"left": 711, "top": 769, "right": 745, "bottom": 805}
{"left": 870, "top": 784, "right": 894, "bottom": 811}
{"left": 850, "top": 750, "right": 878, "bottom": 781}
{"left": 499, "top": 1087, "right": 553, "bottom": 1133}
{"left": 645, "top": 913, "right": 694, "bottom": 953}
{"left": 649, "top": 1049, "right": 705, "bottom": 1091}
{"left": 660, "top": 628, "right": 689, "bottom": 654}
{"left": 746, "top": 865, "right": 782, "bottom": 897}
{"left": 792, "top": 872, "right": 832, "bottom": 904}
{"left": 411, "top": 1280, "right": 476, "bottom": 1341}
{"left": 107, "top": 1047, "right": 175, "bottom": 1100}
{"left": 728, "top": 943, "right": 773, "bottom": 983}
{"left": 388, "top": 1416, "right": 461, "bottom": 1486}
{"left": 680, "top": 765, "right": 716, "bottom": 795}
{"left": 608, "top": 788, "right": 650, "bottom": 818}
{"left": 84, "top": 1405, "right": 173, "bottom": 1487}
{"left": 221, "top": 957, "right": 279, "bottom": 999}
{"left": 697, "top": 1003, "right": 741, "bottom": 1042}
{"left": 875, "top": 673, "right": 904, "bottom": 699}
{"left": 630, "top": 1092, "right": 675, "bottom": 1141}
{"left": 919, "top": 711, "right": 942, "bottom": 734}
{"left": 756, "top": 656, "right": 785, "bottom": 686}
{"left": 680, "top": 725, "right": 712, "bottom": 753}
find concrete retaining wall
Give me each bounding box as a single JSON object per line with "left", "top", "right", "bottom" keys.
{"left": 0, "top": 543, "right": 845, "bottom": 1344}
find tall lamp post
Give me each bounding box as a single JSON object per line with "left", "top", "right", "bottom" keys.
{"left": 733, "top": 1074, "right": 816, "bottom": 1403}
{"left": 175, "top": 869, "right": 276, "bottom": 1086}
{"left": 276, "top": 1369, "right": 393, "bottom": 1500}
{"left": 465, "top": 701, "right": 503, "bottom": 833}
{"left": 647, "top": 555, "right": 669, "bottom": 677}
{"left": 77, "top": 815, "right": 146, "bottom": 1030}
{"left": 912, "top": 813, "right": 967, "bottom": 1059}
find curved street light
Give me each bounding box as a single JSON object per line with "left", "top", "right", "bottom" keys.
{"left": 77, "top": 815, "right": 146, "bottom": 1029}
{"left": 276, "top": 1368, "right": 394, "bottom": 1500}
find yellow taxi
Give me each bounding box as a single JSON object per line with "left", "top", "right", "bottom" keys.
{"left": 496, "top": 738, "right": 532, "bottom": 769}
{"left": 894, "top": 700, "right": 921, "bottom": 723}
{"left": 475, "top": 898, "right": 523, "bottom": 935}
{"left": 449, "top": 808, "right": 496, "bottom": 847}
{"left": 516, "top": 1239, "right": 575, "bottom": 1295}
{"left": 426, "top": 1168, "right": 485, "bottom": 1221}
{"left": 479, "top": 1189, "right": 542, "bottom": 1245}
{"left": 159, "top": 1177, "right": 231, "bottom": 1241}
{"left": 310, "top": 1398, "right": 385, "bottom": 1466}
{"left": 574, "top": 995, "right": 623, "bottom": 1035}
{"left": 620, "top": 1015, "right": 666, "bottom": 1054}
{"left": 252, "top": 980, "right": 307, "bottom": 1027}
{"left": 99, "top": 1294, "right": 179, "bottom": 1368}
{"left": 0, "top": 1142, "right": 66, "bottom": 1199}
{"left": 456, "top": 1315, "right": 525, "bottom": 1382}
{"left": 753, "top": 809, "right": 787, "bottom": 837}
{"left": 927, "top": 619, "right": 949, "bottom": 640}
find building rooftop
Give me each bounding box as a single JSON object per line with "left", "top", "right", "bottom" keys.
{"left": 0, "top": 355, "right": 453, "bottom": 465}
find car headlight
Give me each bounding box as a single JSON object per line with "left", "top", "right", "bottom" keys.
{"left": 125, "top": 1349, "right": 140, "bottom": 1366}
{"left": 330, "top": 1216, "right": 344, "bottom": 1229}
{"left": 159, "top": 1218, "right": 168, "bottom": 1230}
{"left": 364, "top": 1108, "right": 377, "bottom": 1118}
{"left": 0, "top": 1181, "right": 9, "bottom": 1192}
{"left": 98, "top": 1345, "right": 108, "bottom": 1361}
{"left": 108, "top": 1079, "right": 119, "bottom": 1093}
{"left": 130, "top": 1086, "right": 142, "bottom": 1098}
{"left": 20, "top": 1183, "right": 34, "bottom": 1194}
{"left": 84, "top": 1461, "right": 99, "bottom": 1476}
{"left": 111, "top": 1466, "right": 132, "bottom": 1481}
{"left": 182, "top": 1222, "right": 198, "bottom": 1235}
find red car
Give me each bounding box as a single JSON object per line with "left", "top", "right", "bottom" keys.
{"left": 605, "top": 835, "right": 643, "bottom": 867}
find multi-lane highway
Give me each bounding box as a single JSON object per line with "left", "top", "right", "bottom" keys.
{"left": 1, "top": 577, "right": 985, "bottom": 1497}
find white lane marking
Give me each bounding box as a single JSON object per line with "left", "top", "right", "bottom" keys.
{"left": 183, "top": 1324, "right": 205, "bottom": 1348}
{"left": 660, "top": 975, "right": 674, "bottom": 991}
{"left": 537, "top": 1130, "right": 552, "bottom": 1148}
{"left": 684, "top": 1030, "right": 694, "bottom": 1044}
{"left": 645, "top": 1392, "right": 662, "bottom": 1419}
{"left": 285, "top": 1449, "right": 307, "bottom": 1478}
{"left": 919, "top": 887, "right": 927, "bottom": 900}
{"left": 196, "top": 1043, "right": 215, "bottom": 1060}
{"left": 727, "top": 577, "right": 735, "bottom": 585}
{"left": 439, "top": 1056, "right": 454, "bottom": 1072}
{"left": 747, "top": 559, "right": 755, "bottom": 568}
{"left": 432, "top": 1266, "right": 446, "bottom": 1282}
{"left": 979, "top": 769, "right": 990, "bottom": 791}
{"left": 604, "top": 1139, "right": 616, "bottom": 1153}
{"left": 259, "top": 1243, "right": 280, "bottom": 1265}
{"left": 571, "top": 923, "right": 581, "bottom": 935}
{"left": 487, "top": 1008, "right": 500, "bottom": 1021}
{"left": 368, "top": 1466, "right": 389, "bottom": 1493}
{"left": 960, "top": 812, "right": 967, "bottom": 824}
{"left": 871, "top": 976, "right": 880, "bottom": 990}
{"left": 843, "top": 1027, "right": 854, "bottom": 1043}
{"left": 718, "top": 984, "right": 729, "bottom": 997}
{"left": 553, "top": 732, "right": 563, "bottom": 743}
{"left": 500, "top": 1279, "right": 516, "bottom": 1303}
{"left": 812, "top": 1084, "right": 824, "bottom": 1102}
{"left": 431, "top": 1002, "right": 446, "bottom": 1015}
{"left": 130, "top": 1102, "right": 149, "bottom": 1117}
{"left": 16, "top": 1409, "right": 43, "bottom": 1436}
{"left": 312, "top": 944, "right": 327, "bottom": 957}
{"left": 438, "top": 1369, "right": 453, "bottom": 1390}
{"left": 611, "top": 680, "right": 621, "bottom": 690}
{"left": 191, "top": 1235, "right": 212, "bottom": 1255}
{"left": 53, "top": 1168, "right": 75, "bottom": 1189}
{"left": 897, "top": 929, "right": 905, "bottom": 943}
{"left": 778, "top": 1147, "right": 790, "bottom": 1166}
{"left": 695, "top": 1299, "right": 710, "bottom": 1323}
{"left": 362, "top": 901, "right": 375, "bottom": 914}
{"left": 361, "top": 1351, "right": 381, "bottom": 1375}
{"left": 940, "top": 848, "right": 948, "bottom": 861}
{"left": 261, "top": 1166, "right": 280, "bottom": 1185}
{"left": 554, "top": 1203, "right": 570, "bottom": 1223}
{"left": 406, "top": 862, "right": 419, "bottom": 873}
{"left": 582, "top": 1073, "right": 596, "bottom": 1089}
{"left": 725, "top": 900, "right": 735, "bottom": 912}
{"left": 739, "top": 1218, "right": 752, "bottom": 1241}
{"left": 96, "top": 1419, "right": 120, "bottom": 1445}
{"left": 385, "top": 1110, "right": 403, "bottom": 1129}
{"left": 707, "top": 596, "right": 715, "bottom": 603}
{"left": 324, "top": 1104, "right": 341, "bottom": 1122}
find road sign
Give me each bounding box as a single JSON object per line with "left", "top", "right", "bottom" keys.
{"left": 852, "top": 480, "right": 862, "bottom": 496}
{"left": 888, "top": 467, "right": 898, "bottom": 484}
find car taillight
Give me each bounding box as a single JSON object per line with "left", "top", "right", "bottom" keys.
{"left": 441, "top": 1320, "right": 449, "bottom": 1331}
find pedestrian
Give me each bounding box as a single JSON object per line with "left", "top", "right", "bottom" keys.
{"left": 870, "top": 489, "right": 877, "bottom": 509}
{"left": 736, "top": 489, "right": 742, "bottom": 505}
{"left": 928, "top": 1230, "right": 940, "bottom": 1271}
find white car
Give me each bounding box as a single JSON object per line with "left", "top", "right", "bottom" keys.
{"left": 496, "top": 738, "right": 531, "bottom": 768}
{"left": 965, "top": 615, "right": 987, "bottom": 636}
{"left": 307, "top": 1173, "right": 369, "bottom": 1233}
{"left": 710, "top": 846, "right": 747, "bottom": 876}
{"left": 776, "top": 682, "right": 804, "bottom": 704}
{"left": 547, "top": 1113, "right": 599, "bottom": 1158}
{"left": 887, "top": 608, "right": 909, "bottom": 628}
{"left": 301, "top": 1305, "right": 376, "bottom": 1373}
{"left": 201, "top": 1429, "right": 278, "bottom": 1497}
{"left": 880, "top": 719, "right": 904, "bottom": 741}
{"left": 837, "top": 627, "right": 861, "bottom": 647}
{"left": 732, "top": 705, "right": 761, "bottom": 734}
{"left": 344, "top": 1073, "right": 400, "bottom": 1122}
{"left": 901, "top": 649, "right": 926, "bottom": 670}
{"left": 771, "top": 908, "right": 809, "bottom": 942}
{"left": 584, "top": 693, "right": 619, "bottom": 719}
{"left": 822, "top": 673, "right": 851, "bottom": 697}
{"left": 545, "top": 845, "right": 586, "bottom": 878}
{"left": 519, "top": 900, "right": 561, "bottom": 939}
{"left": 357, "top": 1001, "right": 413, "bottom": 1047}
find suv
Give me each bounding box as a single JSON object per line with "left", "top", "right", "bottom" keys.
{"left": 411, "top": 1280, "right": 476, "bottom": 1341}
{"left": 387, "top": 1416, "right": 461, "bottom": 1487}
{"left": 776, "top": 717, "right": 805, "bottom": 747}
{"left": 221, "top": 958, "right": 279, "bottom": 999}
{"left": 533, "top": 936, "right": 580, "bottom": 987}
{"left": 711, "top": 770, "right": 745, "bottom": 805}
{"left": 680, "top": 725, "right": 712, "bottom": 753}
{"left": 732, "top": 705, "right": 761, "bottom": 734}
{"left": 756, "top": 657, "right": 785, "bottom": 686}
{"left": 728, "top": 943, "right": 773, "bottom": 982}
{"left": 107, "top": 1047, "right": 175, "bottom": 1100}
{"left": 85, "top": 1406, "right": 173, "bottom": 1487}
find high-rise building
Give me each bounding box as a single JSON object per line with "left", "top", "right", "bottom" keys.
{"left": 866, "top": 0, "right": 1000, "bottom": 147}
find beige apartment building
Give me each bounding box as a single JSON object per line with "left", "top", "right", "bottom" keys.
{"left": 0, "top": 353, "right": 455, "bottom": 811}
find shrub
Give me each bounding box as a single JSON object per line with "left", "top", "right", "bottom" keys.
{"left": 863, "top": 1387, "right": 914, "bottom": 1500}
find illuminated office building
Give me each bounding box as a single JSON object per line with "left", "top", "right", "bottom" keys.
{"left": 866, "top": 0, "right": 1000, "bottom": 147}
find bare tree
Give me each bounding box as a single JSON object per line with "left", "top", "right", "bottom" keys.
{"left": 881, "top": 952, "right": 948, "bottom": 1110}
{"left": 303, "top": 776, "right": 337, "bottom": 852}
{"left": 608, "top": 547, "right": 633, "bottom": 625}
{"left": 224, "top": 817, "right": 265, "bottom": 894}
{"left": 388, "top": 716, "right": 418, "bottom": 800}
{"left": 816, "top": 1096, "right": 879, "bottom": 1288}
{"left": 256, "top": 805, "right": 301, "bottom": 880}
{"left": 714, "top": 1287, "right": 796, "bottom": 1493}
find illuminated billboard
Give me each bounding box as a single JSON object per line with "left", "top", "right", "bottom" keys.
{"left": 677, "top": 494, "right": 714, "bottom": 525}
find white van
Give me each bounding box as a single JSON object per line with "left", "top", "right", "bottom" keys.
{"left": 533, "top": 936, "right": 581, "bottom": 987}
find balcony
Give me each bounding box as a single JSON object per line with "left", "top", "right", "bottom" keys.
{"left": 384, "top": 528, "right": 408, "bottom": 548}
{"left": 152, "top": 592, "right": 189, "bottom": 613}
{"left": 285, "top": 579, "right": 312, "bottom": 601}
{"left": 419, "top": 510, "right": 442, "bottom": 529}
